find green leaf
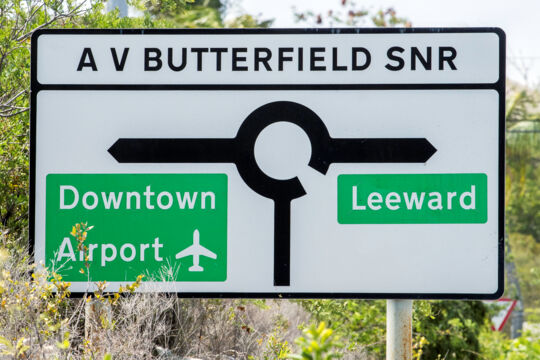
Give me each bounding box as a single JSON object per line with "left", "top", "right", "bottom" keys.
{"left": 56, "top": 339, "right": 69, "bottom": 350}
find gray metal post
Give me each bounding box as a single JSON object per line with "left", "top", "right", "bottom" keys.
{"left": 387, "top": 299, "right": 413, "bottom": 360}
{"left": 511, "top": 300, "right": 524, "bottom": 338}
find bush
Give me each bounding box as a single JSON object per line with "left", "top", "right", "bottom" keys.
{"left": 480, "top": 328, "right": 540, "bottom": 359}
{"left": 297, "top": 299, "right": 495, "bottom": 359}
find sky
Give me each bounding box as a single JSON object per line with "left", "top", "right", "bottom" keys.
{"left": 236, "top": 0, "right": 540, "bottom": 87}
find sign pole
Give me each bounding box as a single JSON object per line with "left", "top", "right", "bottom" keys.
{"left": 386, "top": 299, "right": 413, "bottom": 360}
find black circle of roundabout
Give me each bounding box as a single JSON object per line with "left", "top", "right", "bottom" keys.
{"left": 234, "top": 101, "right": 332, "bottom": 202}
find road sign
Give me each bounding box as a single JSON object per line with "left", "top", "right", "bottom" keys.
{"left": 483, "top": 298, "right": 518, "bottom": 331}
{"left": 31, "top": 28, "right": 505, "bottom": 298}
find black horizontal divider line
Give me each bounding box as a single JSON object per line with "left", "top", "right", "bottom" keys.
{"left": 33, "top": 83, "right": 499, "bottom": 91}
{"left": 108, "top": 138, "right": 437, "bottom": 164}
{"left": 326, "top": 138, "right": 437, "bottom": 164}
{"left": 31, "top": 27, "right": 505, "bottom": 35}
{"left": 108, "top": 138, "right": 237, "bottom": 163}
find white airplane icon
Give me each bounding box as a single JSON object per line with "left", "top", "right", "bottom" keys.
{"left": 175, "top": 229, "right": 217, "bottom": 272}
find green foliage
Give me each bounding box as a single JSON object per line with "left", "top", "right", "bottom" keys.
{"left": 139, "top": 0, "right": 195, "bottom": 17}
{"left": 413, "top": 301, "right": 489, "bottom": 360}
{"left": 0, "top": 242, "right": 71, "bottom": 359}
{"left": 298, "top": 299, "right": 494, "bottom": 359}
{"left": 0, "top": 0, "right": 33, "bottom": 235}
{"left": 296, "top": 299, "right": 386, "bottom": 355}
{"left": 370, "top": 8, "right": 410, "bottom": 28}
{"left": 127, "top": 0, "right": 271, "bottom": 28}
{"left": 293, "top": 0, "right": 409, "bottom": 27}
{"left": 504, "top": 87, "right": 540, "bottom": 323}
{"left": 298, "top": 299, "right": 386, "bottom": 356}
{"left": 226, "top": 14, "right": 273, "bottom": 29}
{"left": 0, "top": 336, "right": 30, "bottom": 358}
{"left": 258, "top": 329, "right": 291, "bottom": 360}
{"left": 289, "top": 322, "right": 343, "bottom": 360}
{"left": 509, "top": 233, "right": 540, "bottom": 321}
{"left": 506, "top": 90, "right": 540, "bottom": 241}
{"left": 480, "top": 329, "right": 540, "bottom": 359}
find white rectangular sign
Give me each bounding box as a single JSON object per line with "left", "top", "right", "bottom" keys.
{"left": 31, "top": 28, "right": 505, "bottom": 299}
{"left": 36, "top": 32, "right": 500, "bottom": 85}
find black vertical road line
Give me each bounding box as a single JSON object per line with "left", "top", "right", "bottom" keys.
{"left": 274, "top": 199, "right": 291, "bottom": 286}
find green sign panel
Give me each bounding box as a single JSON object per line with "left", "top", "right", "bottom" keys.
{"left": 46, "top": 174, "right": 227, "bottom": 282}
{"left": 338, "top": 173, "right": 487, "bottom": 224}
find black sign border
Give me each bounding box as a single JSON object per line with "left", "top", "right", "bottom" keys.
{"left": 30, "top": 27, "right": 505, "bottom": 300}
